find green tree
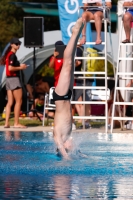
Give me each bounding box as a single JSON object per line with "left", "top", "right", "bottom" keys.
{"left": 0, "top": 0, "right": 59, "bottom": 52}
{"left": 0, "top": 0, "right": 25, "bottom": 49}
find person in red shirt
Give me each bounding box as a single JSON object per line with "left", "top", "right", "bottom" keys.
{"left": 0, "top": 37, "right": 28, "bottom": 128}
{"left": 49, "top": 41, "right": 77, "bottom": 130}
{"left": 49, "top": 41, "right": 64, "bottom": 87}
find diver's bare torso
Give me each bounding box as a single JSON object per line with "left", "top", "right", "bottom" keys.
{"left": 54, "top": 100, "right": 72, "bottom": 141}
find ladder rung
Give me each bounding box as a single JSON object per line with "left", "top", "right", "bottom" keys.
{"left": 113, "top": 117, "right": 133, "bottom": 120}
{"left": 85, "top": 42, "right": 105, "bottom": 45}
{"left": 75, "top": 57, "right": 106, "bottom": 60}
{"left": 74, "top": 72, "right": 105, "bottom": 75}
{"left": 117, "top": 72, "right": 133, "bottom": 76}
{"left": 119, "top": 57, "right": 133, "bottom": 60}
{"left": 71, "top": 101, "right": 107, "bottom": 105}
{"left": 116, "top": 87, "right": 133, "bottom": 90}
{"left": 120, "top": 43, "right": 133, "bottom": 46}
{"left": 73, "top": 116, "right": 106, "bottom": 119}
{"left": 119, "top": 77, "right": 133, "bottom": 80}
{"left": 73, "top": 86, "right": 106, "bottom": 89}
{"left": 85, "top": 52, "right": 104, "bottom": 54}
{"left": 90, "top": 19, "right": 110, "bottom": 23}
{"left": 114, "top": 102, "right": 133, "bottom": 105}
{"left": 75, "top": 76, "right": 114, "bottom": 80}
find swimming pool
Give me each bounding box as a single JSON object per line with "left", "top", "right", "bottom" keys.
{"left": 0, "top": 131, "right": 133, "bottom": 199}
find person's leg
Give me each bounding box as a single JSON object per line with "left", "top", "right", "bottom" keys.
{"left": 132, "top": 99, "right": 133, "bottom": 129}
{"left": 53, "top": 18, "right": 84, "bottom": 158}
{"left": 55, "top": 18, "right": 84, "bottom": 95}
{"left": 13, "top": 88, "right": 26, "bottom": 128}
{"left": 80, "top": 12, "right": 94, "bottom": 45}
{"left": 122, "top": 12, "right": 133, "bottom": 42}
{"left": 4, "top": 90, "right": 14, "bottom": 128}
{"left": 85, "top": 81, "right": 92, "bottom": 127}
{"left": 108, "top": 104, "right": 112, "bottom": 129}
{"left": 75, "top": 96, "right": 84, "bottom": 124}
{"left": 93, "top": 11, "right": 103, "bottom": 44}
{"left": 72, "top": 105, "right": 76, "bottom": 130}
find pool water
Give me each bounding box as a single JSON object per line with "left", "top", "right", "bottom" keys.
{"left": 0, "top": 131, "right": 133, "bottom": 199}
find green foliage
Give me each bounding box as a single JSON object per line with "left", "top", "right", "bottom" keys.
{"left": 38, "top": 63, "right": 54, "bottom": 77}
{"left": 0, "top": 0, "right": 25, "bottom": 48}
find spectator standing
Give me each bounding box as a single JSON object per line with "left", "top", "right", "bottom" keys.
{"left": 0, "top": 38, "right": 27, "bottom": 128}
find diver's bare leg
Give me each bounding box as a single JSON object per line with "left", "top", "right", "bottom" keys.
{"left": 54, "top": 18, "right": 84, "bottom": 159}
{"left": 55, "top": 17, "right": 84, "bottom": 95}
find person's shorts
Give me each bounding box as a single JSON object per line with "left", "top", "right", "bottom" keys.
{"left": 53, "top": 89, "right": 72, "bottom": 102}
{"left": 73, "top": 80, "right": 93, "bottom": 101}
{"left": 6, "top": 77, "right": 22, "bottom": 90}
{"left": 87, "top": 7, "right": 103, "bottom": 14}
{"left": 73, "top": 80, "right": 83, "bottom": 101}
{"left": 85, "top": 80, "right": 93, "bottom": 101}
{"left": 87, "top": 7, "right": 109, "bottom": 19}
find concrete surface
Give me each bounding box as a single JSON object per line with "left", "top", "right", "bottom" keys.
{"left": 0, "top": 125, "right": 132, "bottom": 134}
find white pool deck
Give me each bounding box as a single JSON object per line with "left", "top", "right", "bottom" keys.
{"left": 0, "top": 125, "right": 132, "bottom": 134}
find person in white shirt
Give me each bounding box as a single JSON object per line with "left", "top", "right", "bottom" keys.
{"left": 80, "top": 0, "right": 112, "bottom": 45}
{"left": 122, "top": 0, "right": 133, "bottom": 43}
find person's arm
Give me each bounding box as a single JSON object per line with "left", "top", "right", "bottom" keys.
{"left": 26, "top": 84, "right": 33, "bottom": 99}
{"left": 8, "top": 64, "right": 27, "bottom": 71}
{"left": 49, "top": 51, "right": 59, "bottom": 68}
{"left": 123, "top": 1, "right": 133, "bottom": 7}
{"left": 30, "top": 98, "right": 38, "bottom": 110}
{"left": 75, "top": 60, "right": 82, "bottom": 67}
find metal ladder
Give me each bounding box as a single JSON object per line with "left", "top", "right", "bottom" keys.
{"left": 73, "top": 5, "right": 114, "bottom": 132}
{"left": 111, "top": 7, "right": 133, "bottom": 133}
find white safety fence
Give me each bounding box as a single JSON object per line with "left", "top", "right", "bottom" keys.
{"left": 111, "top": 6, "right": 133, "bottom": 133}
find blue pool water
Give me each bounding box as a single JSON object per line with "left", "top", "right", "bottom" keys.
{"left": 0, "top": 131, "right": 133, "bottom": 199}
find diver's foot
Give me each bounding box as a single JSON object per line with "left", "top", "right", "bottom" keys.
{"left": 72, "top": 18, "right": 84, "bottom": 36}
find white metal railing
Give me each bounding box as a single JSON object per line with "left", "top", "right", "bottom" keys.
{"left": 111, "top": 7, "right": 133, "bottom": 133}
{"left": 43, "top": 6, "right": 114, "bottom": 132}
{"left": 75, "top": 5, "right": 112, "bottom": 132}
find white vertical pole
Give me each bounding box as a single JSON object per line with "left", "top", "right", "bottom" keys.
{"left": 111, "top": 20, "right": 123, "bottom": 133}
{"left": 104, "top": 18, "right": 108, "bottom": 133}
